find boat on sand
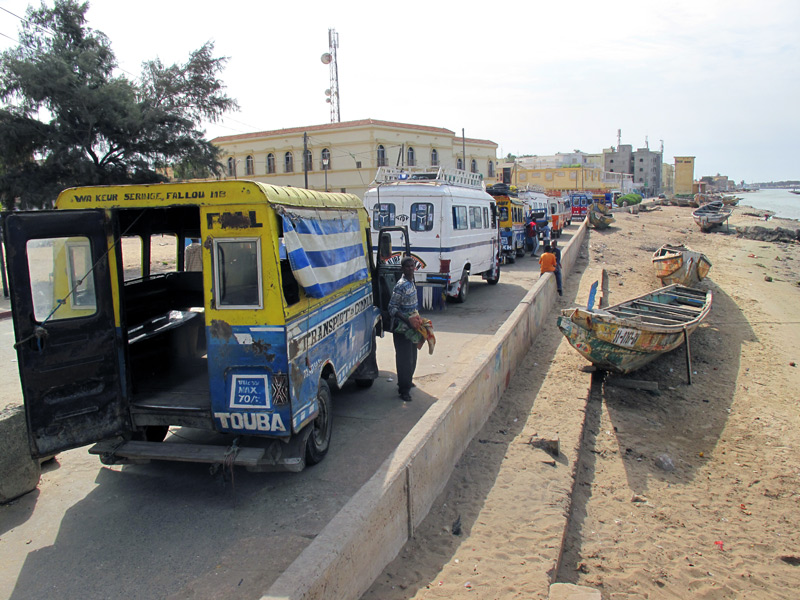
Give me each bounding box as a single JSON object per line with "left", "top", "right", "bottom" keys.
{"left": 692, "top": 201, "right": 731, "bottom": 232}
{"left": 652, "top": 244, "right": 712, "bottom": 286}
{"left": 557, "top": 284, "right": 712, "bottom": 374}
{"left": 588, "top": 203, "right": 614, "bottom": 229}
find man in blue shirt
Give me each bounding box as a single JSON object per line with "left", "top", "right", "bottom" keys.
{"left": 388, "top": 257, "right": 419, "bottom": 402}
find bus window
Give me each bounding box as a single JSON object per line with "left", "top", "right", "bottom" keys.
{"left": 121, "top": 236, "right": 143, "bottom": 281}
{"left": 410, "top": 202, "right": 434, "bottom": 232}
{"left": 372, "top": 203, "right": 396, "bottom": 229}
{"left": 483, "top": 207, "right": 489, "bottom": 229}
{"left": 469, "top": 207, "right": 482, "bottom": 229}
{"left": 452, "top": 206, "right": 468, "bottom": 230}
{"left": 150, "top": 234, "right": 177, "bottom": 275}
{"left": 498, "top": 206, "right": 509, "bottom": 222}
{"left": 27, "top": 237, "right": 97, "bottom": 322}
{"left": 213, "top": 238, "right": 263, "bottom": 308}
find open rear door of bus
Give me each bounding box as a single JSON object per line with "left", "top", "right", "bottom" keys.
{"left": 3, "top": 210, "right": 129, "bottom": 458}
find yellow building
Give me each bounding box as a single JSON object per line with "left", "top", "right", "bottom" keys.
{"left": 210, "top": 119, "right": 498, "bottom": 198}
{"left": 674, "top": 156, "right": 695, "bottom": 196}
{"left": 494, "top": 162, "right": 614, "bottom": 194}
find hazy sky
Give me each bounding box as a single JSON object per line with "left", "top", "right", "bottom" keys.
{"left": 1, "top": 0, "right": 798, "bottom": 183}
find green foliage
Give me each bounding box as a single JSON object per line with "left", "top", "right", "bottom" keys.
{"left": 0, "top": 0, "right": 238, "bottom": 209}
{"left": 615, "top": 193, "right": 643, "bottom": 207}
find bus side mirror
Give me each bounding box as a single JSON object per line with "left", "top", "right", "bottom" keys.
{"left": 378, "top": 232, "right": 393, "bottom": 262}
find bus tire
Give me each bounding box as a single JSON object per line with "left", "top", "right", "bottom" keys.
{"left": 306, "top": 379, "right": 333, "bottom": 465}
{"left": 455, "top": 273, "right": 469, "bottom": 303}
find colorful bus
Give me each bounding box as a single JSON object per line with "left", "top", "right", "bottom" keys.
{"left": 3, "top": 181, "right": 393, "bottom": 472}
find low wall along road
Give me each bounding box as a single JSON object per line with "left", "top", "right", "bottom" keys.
{"left": 264, "top": 221, "right": 588, "bottom": 600}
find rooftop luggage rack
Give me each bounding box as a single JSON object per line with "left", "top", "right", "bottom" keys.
{"left": 373, "top": 166, "right": 485, "bottom": 190}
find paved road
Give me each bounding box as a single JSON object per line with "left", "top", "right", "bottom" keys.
{"left": 0, "top": 229, "right": 576, "bottom": 600}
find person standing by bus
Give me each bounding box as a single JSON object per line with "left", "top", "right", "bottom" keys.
{"left": 526, "top": 216, "right": 539, "bottom": 257}
{"left": 388, "top": 257, "right": 420, "bottom": 402}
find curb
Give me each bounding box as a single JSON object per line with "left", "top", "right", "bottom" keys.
{"left": 263, "top": 220, "right": 589, "bottom": 600}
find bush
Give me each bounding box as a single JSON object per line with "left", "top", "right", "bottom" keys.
{"left": 616, "top": 193, "right": 643, "bottom": 207}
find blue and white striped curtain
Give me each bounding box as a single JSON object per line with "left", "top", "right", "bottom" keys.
{"left": 280, "top": 207, "right": 368, "bottom": 298}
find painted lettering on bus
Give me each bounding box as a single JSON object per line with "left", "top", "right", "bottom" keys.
{"left": 214, "top": 411, "right": 286, "bottom": 432}
{"left": 165, "top": 190, "right": 206, "bottom": 200}
{"left": 123, "top": 192, "right": 164, "bottom": 201}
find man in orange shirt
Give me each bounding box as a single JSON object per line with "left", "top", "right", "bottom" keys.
{"left": 539, "top": 245, "right": 562, "bottom": 296}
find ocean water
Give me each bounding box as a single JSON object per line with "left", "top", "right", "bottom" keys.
{"left": 738, "top": 189, "right": 800, "bottom": 221}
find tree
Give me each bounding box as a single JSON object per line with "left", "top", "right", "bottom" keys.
{"left": 0, "top": 0, "right": 238, "bottom": 209}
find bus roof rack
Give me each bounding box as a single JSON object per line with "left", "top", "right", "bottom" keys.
{"left": 373, "top": 166, "right": 485, "bottom": 190}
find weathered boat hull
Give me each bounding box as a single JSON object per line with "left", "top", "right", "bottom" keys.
{"left": 588, "top": 208, "right": 614, "bottom": 229}
{"left": 652, "top": 244, "right": 712, "bottom": 286}
{"left": 557, "top": 284, "right": 712, "bottom": 374}
{"left": 692, "top": 201, "right": 731, "bottom": 232}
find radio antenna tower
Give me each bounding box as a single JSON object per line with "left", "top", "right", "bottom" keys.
{"left": 321, "top": 28, "right": 340, "bottom": 123}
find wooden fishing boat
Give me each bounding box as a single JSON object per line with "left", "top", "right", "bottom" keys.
{"left": 557, "top": 284, "right": 712, "bottom": 374}
{"left": 588, "top": 203, "right": 614, "bottom": 229}
{"left": 692, "top": 200, "right": 731, "bottom": 232}
{"left": 652, "top": 244, "right": 712, "bottom": 286}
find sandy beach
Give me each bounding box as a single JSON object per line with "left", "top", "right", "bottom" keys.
{"left": 363, "top": 202, "right": 800, "bottom": 599}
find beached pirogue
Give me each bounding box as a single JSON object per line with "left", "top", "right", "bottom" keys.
{"left": 652, "top": 244, "right": 712, "bottom": 286}
{"left": 692, "top": 200, "right": 731, "bottom": 232}
{"left": 557, "top": 284, "right": 712, "bottom": 374}
{"left": 587, "top": 202, "right": 614, "bottom": 229}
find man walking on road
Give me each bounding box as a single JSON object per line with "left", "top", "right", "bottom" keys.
{"left": 388, "top": 257, "right": 420, "bottom": 402}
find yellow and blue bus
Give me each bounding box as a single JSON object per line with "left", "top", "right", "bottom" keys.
{"left": 486, "top": 183, "right": 526, "bottom": 263}
{"left": 3, "top": 181, "right": 392, "bottom": 471}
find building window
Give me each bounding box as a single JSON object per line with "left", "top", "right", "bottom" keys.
{"left": 519, "top": 173, "right": 527, "bottom": 182}
{"left": 457, "top": 158, "right": 463, "bottom": 170}
{"left": 267, "top": 153, "right": 275, "bottom": 174}
{"left": 245, "top": 155, "right": 254, "bottom": 176}
{"left": 610, "top": 159, "right": 614, "bottom": 163}
{"left": 570, "top": 172, "right": 577, "bottom": 180}
{"left": 377, "top": 145, "right": 387, "bottom": 167}
{"left": 471, "top": 159, "right": 477, "bottom": 173}
{"left": 284, "top": 152, "right": 294, "bottom": 173}
{"left": 488, "top": 161, "right": 495, "bottom": 178}
{"left": 227, "top": 157, "right": 235, "bottom": 177}
{"left": 321, "top": 148, "right": 331, "bottom": 170}
{"left": 407, "top": 146, "right": 416, "bottom": 167}
{"left": 431, "top": 149, "right": 439, "bottom": 167}
{"left": 304, "top": 149, "right": 313, "bottom": 171}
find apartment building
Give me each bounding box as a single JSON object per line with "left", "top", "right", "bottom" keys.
{"left": 674, "top": 156, "right": 696, "bottom": 196}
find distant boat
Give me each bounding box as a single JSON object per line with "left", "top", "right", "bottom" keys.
{"left": 557, "top": 284, "right": 712, "bottom": 374}
{"left": 652, "top": 244, "right": 712, "bottom": 286}
{"left": 790, "top": 189, "right": 800, "bottom": 195}
{"left": 692, "top": 200, "right": 732, "bottom": 232}
{"left": 588, "top": 203, "right": 614, "bottom": 229}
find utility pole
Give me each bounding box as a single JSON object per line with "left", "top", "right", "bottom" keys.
{"left": 303, "top": 132, "right": 309, "bottom": 189}
{"left": 462, "top": 128, "right": 466, "bottom": 172}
